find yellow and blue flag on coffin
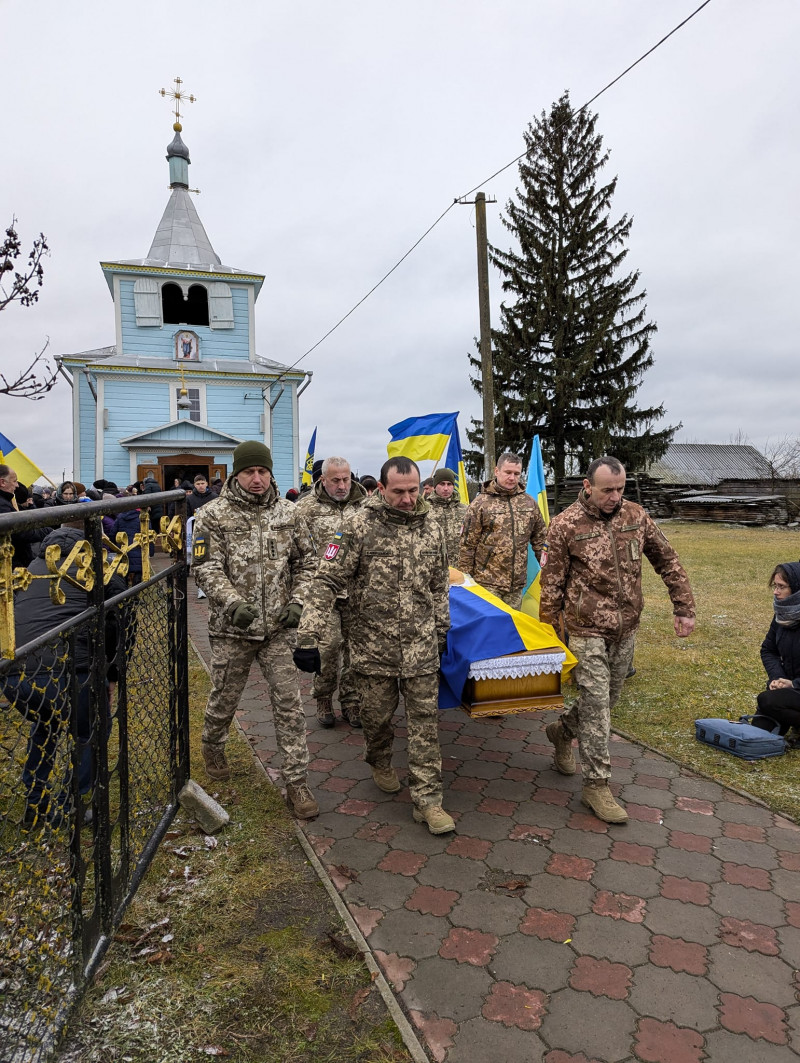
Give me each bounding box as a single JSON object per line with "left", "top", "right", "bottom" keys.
{"left": 387, "top": 412, "right": 457, "bottom": 463}
{"left": 0, "top": 432, "right": 43, "bottom": 487}
{"left": 439, "top": 581, "right": 576, "bottom": 709}
{"left": 520, "top": 434, "right": 550, "bottom": 619}
{"left": 444, "top": 419, "right": 469, "bottom": 504}
{"left": 301, "top": 427, "right": 317, "bottom": 487}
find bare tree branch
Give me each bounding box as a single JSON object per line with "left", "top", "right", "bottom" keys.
{"left": 0, "top": 338, "right": 58, "bottom": 400}
{"left": 0, "top": 218, "right": 57, "bottom": 399}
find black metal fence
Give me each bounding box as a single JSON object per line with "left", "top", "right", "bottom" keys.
{"left": 0, "top": 493, "right": 189, "bottom": 1062}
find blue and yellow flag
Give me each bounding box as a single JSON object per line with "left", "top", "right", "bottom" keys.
{"left": 444, "top": 420, "right": 469, "bottom": 504}
{"left": 387, "top": 412, "right": 457, "bottom": 463}
{"left": 439, "top": 582, "right": 576, "bottom": 709}
{"left": 301, "top": 427, "right": 317, "bottom": 487}
{"left": 520, "top": 434, "right": 550, "bottom": 619}
{"left": 0, "top": 432, "right": 43, "bottom": 487}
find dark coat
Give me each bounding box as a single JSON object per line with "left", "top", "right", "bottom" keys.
{"left": 8, "top": 526, "right": 126, "bottom": 675}
{"left": 111, "top": 508, "right": 154, "bottom": 575}
{"left": 186, "top": 486, "right": 215, "bottom": 517}
{"left": 761, "top": 619, "right": 800, "bottom": 691}
{"left": 141, "top": 477, "right": 163, "bottom": 524}
{"left": 0, "top": 488, "right": 45, "bottom": 568}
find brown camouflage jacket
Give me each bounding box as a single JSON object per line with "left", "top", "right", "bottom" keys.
{"left": 427, "top": 493, "right": 468, "bottom": 562}
{"left": 539, "top": 491, "right": 696, "bottom": 640}
{"left": 296, "top": 493, "right": 449, "bottom": 677}
{"left": 458, "top": 479, "right": 546, "bottom": 594}
{"left": 193, "top": 476, "right": 316, "bottom": 641}
{"left": 295, "top": 478, "right": 367, "bottom": 557}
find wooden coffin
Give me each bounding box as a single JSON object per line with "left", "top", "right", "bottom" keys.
{"left": 460, "top": 647, "right": 565, "bottom": 718}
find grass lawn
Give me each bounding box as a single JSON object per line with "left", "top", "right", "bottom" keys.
{"left": 611, "top": 521, "right": 800, "bottom": 820}
{"left": 58, "top": 652, "right": 411, "bottom": 1063}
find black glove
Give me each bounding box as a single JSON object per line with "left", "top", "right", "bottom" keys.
{"left": 230, "top": 602, "right": 259, "bottom": 629}
{"left": 293, "top": 646, "right": 321, "bottom": 674}
{"left": 279, "top": 602, "right": 303, "bottom": 628}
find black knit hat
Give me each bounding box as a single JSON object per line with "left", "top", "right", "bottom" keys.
{"left": 779, "top": 561, "right": 800, "bottom": 595}
{"left": 433, "top": 467, "right": 456, "bottom": 487}
{"left": 232, "top": 440, "right": 273, "bottom": 477}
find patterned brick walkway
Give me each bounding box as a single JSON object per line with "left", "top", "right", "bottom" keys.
{"left": 187, "top": 597, "right": 800, "bottom": 1062}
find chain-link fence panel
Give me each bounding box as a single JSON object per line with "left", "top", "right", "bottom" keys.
{"left": 0, "top": 493, "right": 188, "bottom": 1062}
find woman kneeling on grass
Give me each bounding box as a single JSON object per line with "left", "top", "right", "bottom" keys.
{"left": 755, "top": 561, "right": 800, "bottom": 741}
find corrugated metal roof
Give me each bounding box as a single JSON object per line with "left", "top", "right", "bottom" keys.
{"left": 647, "top": 444, "right": 772, "bottom": 486}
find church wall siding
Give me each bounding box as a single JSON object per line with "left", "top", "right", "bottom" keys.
{"left": 78, "top": 372, "right": 97, "bottom": 485}
{"left": 205, "top": 385, "right": 260, "bottom": 438}
{"left": 118, "top": 280, "right": 252, "bottom": 360}
{"left": 271, "top": 384, "right": 294, "bottom": 492}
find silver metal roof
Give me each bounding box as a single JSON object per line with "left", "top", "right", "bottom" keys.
{"left": 648, "top": 444, "right": 772, "bottom": 486}
{"left": 58, "top": 348, "right": 296, "bottom": 375}
{"left": 145, "top": 187, "right": 221, "bottom": 267}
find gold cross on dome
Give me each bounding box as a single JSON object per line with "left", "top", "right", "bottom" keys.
{"left": 159, "top": 76, "right": 196, "bottom": 131}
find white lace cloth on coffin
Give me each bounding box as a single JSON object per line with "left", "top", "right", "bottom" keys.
{"left": 467, "top": 651, "right": 567, "bottom": 681}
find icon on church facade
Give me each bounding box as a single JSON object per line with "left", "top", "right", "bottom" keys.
{"left": 175, "top": 330, "right": 199, "bottom": 361}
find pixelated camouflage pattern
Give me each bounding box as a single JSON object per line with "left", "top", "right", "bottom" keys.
{"left": 295, "top": 477, "right": 367, "bottom": 557}
{"left": 539, "top": 491, "right": 695, "bottom": 640}
{"left": 296, "top": 477, "right": 365, "bottom": 704}
{"left": 193, "top": 477, "right": 316, "bottom": 640}
{"left": 559, "top": 632, "right": 635, "bottom": 781}
{"left": 427, "top": 493, "right": 468, "bottom": 562}
{"left": 202, "top": 634, "right": 309, "bottom": 785}
{"left": 297, "top": 493, "right": 449, "bottom": 678}
{"left": 458, "top": 479, "right": 546, "bottom": 595}
{"left": 354, "top": 670, "right": 442, "bottom": 807}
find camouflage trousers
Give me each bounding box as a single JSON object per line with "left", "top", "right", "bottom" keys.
{"left": 481, "top": 584, "right": 523, "bottom": 612}
{"left": 312, "top": 602, "right": 358, "bottom": 710}
{"left": 353, "top": 671, "right": 442, "bottom": 809}
{"left": 560, "top": 633, "right": 636, "bottom": 782}
{"left": 202, "top": 634, "right": 309, "bottom": 786}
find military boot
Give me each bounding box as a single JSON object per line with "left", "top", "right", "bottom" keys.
{"left": 285, "top": 782, "right": 319, "bottom": 819}
{"left": 412, "top": 804, "right": 455, "bottom": 835}
{"left": 581, "top": 780, "right": 628, "bottom": 824}
{"left": 545, "top": 720, "right": 576, "bottom": 775}
{"left": 316, "top": 696, "right": 335, "bottom": 728}
{"left": 202, "top": 742, "right": 231, "bottom": 781}
{"left": 340, "top": 701, "right": 362, "bottom": 729}
{"left": 371, "top": 765, "right": 401, "bottom": 793}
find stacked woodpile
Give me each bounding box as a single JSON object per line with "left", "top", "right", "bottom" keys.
{"left": 670, "top": 494, "right": 790, "bottom": 525}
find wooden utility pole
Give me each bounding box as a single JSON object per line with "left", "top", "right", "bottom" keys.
{"left": 460, "top": 192, "right": 497, "bottom": 478}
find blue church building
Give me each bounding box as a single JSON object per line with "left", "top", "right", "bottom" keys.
{"left": 56, "top": 121, "right": 310, "bottom": 491}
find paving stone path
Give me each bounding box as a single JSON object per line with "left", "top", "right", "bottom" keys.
{"left": 188, "top": 597, "right": 800, "bottom": 1062}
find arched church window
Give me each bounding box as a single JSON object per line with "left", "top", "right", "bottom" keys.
{"left": 161, "top": 282, "right": 210, "bottom": 327}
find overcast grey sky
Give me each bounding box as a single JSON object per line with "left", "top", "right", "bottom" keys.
{"left": 2, "top": 0, "right": 798, "bottom": 484}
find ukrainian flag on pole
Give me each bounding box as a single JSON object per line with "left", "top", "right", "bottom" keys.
{"left": 520, "top": 434, "right": 550, "bottom": 619}
{"left": 0, "top": 432, "right": 43, "bottom": 486}
{"left": 301, "top": 427, "right": 317, "bottom": 487}
{"left": 444, "top": 418, "right": 469, "bottom": 504}
{"left": 387, "top": 412, "right": 457, "bottom": 463}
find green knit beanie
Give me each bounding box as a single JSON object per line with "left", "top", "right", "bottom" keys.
{"left": 433, "top": 467, "right": 456, "bottom": 486}
{"left": 232, "top": 440, "right": 273, "bottom": 476}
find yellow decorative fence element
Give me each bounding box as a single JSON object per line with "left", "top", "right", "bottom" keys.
{"left": 0, "top": 513, "right": 183, "bottom": 659}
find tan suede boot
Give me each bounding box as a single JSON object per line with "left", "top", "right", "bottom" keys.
{"left": 202, "top": 742, "right": 231, "bottom": 781}
{"left": 285, "top": 782, "right": 319, "bottom": 819}
{"left": 316, "top": 696, "right": 335, "bottom": 728}
{"left": 371, "top": 765, "right": 401, "bottom": 793}
{"left": 581, "top": 780, "right": 628, "bottom": 824}
{"left": 412, "top": 805, "right": 455, "bottom": 835}
{"left": 545, "top": 720, "right": 576, "bottom": 775}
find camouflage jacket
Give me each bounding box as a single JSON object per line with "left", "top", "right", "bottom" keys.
{"left": 427, "top": 493, "right": 468, "bottom": 563}
{"left": 295, "top": 478, "right": 367, "bottom": 557}
{"left": 296, "top": 493, "right": 449, "bottom": 677}
{"left": 458, "top": 479, "right": 546, "bottom": 593}
{"left": 539, "top": 491, "right": 696, "bottom": 641}
{"left": 193, "top": 477, "right": 316, "bottom": 641}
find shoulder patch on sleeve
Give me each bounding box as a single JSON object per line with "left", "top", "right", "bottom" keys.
{"left": 541, "top": 543, "right": 548, "bottom": 566}
{"left": 193, "top": 534, "right": 208, "bottom": 564}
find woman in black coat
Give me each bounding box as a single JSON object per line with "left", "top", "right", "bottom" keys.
{"left": 754, "top": 561, "right": 800, "bottom": 736}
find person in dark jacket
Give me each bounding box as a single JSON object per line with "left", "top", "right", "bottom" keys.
{"left": 141, "top": 472, "right": 163, "bottom": 528}
{"left": 186, "top": 474, "right": 215, "bottom": 517}
{"left": 754, "top": 562, "right": 800, "bottom": 738}
{"left": 0, "top": 523, "right": 126, "bottom": 829}
{"left": 112, "top": 504, "right": 154, "bottom": 586}
{"left": 0, "top": 465, "right": 44, "bottom": 568}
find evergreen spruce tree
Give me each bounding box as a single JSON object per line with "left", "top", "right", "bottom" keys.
{"left": 467, "top": 93, "right": 677, "bottom": 508}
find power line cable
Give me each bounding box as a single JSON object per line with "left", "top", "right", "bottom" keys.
{"left": 277, "top": 0, "right": 713, "bottom": 382}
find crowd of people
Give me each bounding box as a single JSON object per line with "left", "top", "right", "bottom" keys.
{"left": 2, "top": 444, "right": 798, "bottom": 837}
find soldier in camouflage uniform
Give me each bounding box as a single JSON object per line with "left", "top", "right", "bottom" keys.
{"left": 295, "top": 457, "right": 366, "bottom": 728}
{"left": 194, "top": 441, "right": 319, "bottom": 819}
{"left": 458, "top": 451, "right": 546, "bottom": 609}
{"left": 294, "top": 456, "right": 455, "bottom": 834}
{"left": 427, "top": 467, "right": 468, "bottom": 563}
{"left": 539, "top": 456, "right": 696, "bottom": 823}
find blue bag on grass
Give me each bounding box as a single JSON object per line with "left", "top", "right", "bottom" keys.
{"left": 694, "top": 715, "right": 786, "bottom": 760}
